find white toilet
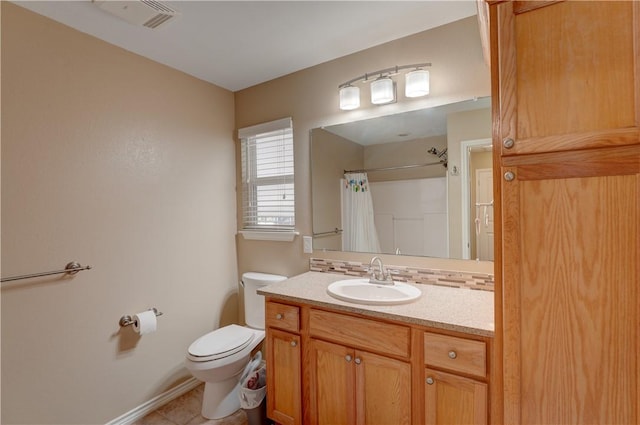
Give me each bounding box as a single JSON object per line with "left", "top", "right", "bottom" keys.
{"left": 185, "top": 272, "right": 286, "bottom": 419}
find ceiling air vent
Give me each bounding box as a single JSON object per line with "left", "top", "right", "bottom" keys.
{"left": 94, "top": 0, "right": 180, "bottom": 29}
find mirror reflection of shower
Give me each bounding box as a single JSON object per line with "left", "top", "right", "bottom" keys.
{"left": 309, "top": 96, "right": 493, "bottom": 260}
{"left": 427, "top": 147, "right": 448, "bottom": 168}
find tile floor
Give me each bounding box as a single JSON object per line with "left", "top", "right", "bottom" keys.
{"left": 133, "top": 384, "right": 249, "bottom": 425}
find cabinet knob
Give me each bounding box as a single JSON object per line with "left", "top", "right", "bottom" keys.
{"left": 345, "top": 355, "right": 352, "bottom": 362}
{"left": 290, "top": 340, "right": 297, "bottom": 347}
{"left": 276, "top": 313, "right": 283, "bottom": 320}
{"left": 426, "top": 377, "right": 434, "bottom": 385}
{"left": 503, "top": 138, "right": 515, "bottom": 149}
{"left": 504, "top": 171, "right": 515, "bottom": 182}
{"left": 354, "top": 357, "right": 362, "bottom": 365}
{"left": 448, "top": 350, "right": 458, "bottom": 359}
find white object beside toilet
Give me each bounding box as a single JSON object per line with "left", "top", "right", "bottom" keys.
{"left": 185, "top": 272, "right": 286, "bottom": 419}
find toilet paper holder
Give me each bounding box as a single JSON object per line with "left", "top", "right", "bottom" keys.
{"left": 119, "top": 308, "right": 163, "bottom": 327}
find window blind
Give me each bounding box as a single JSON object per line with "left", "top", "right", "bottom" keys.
{"left": 239, "top": 118, "right": 295, "bottom": 231}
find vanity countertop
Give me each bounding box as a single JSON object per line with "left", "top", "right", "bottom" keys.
{"left": 258, "top": 271, "right": 494, "bottom": 337}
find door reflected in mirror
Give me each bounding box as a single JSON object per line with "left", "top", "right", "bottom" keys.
{"left": 310, "top": 97, "right": 493, "bottom": 261}
{"left": 461, "top": 139, "right": 493, "bottom": 261}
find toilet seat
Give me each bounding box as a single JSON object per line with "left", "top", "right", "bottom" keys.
{"left": 187, "top": 324, "right": 256, "bottom": 362}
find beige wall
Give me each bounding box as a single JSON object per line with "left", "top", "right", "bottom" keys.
{"left": 446, "top": 107, "right": 492, "bottom": 259}
{"left": 310, "top": 129, "right": 363, "bottom": 251}
{"left": 235, "top": 16, "right": 492, "bottom": 277}
{"left": 1, "top": 4, "right": 236, "bottom": 424}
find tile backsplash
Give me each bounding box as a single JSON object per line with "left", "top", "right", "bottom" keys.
{"left": 310, "top": 258, "right": 494, "bottom": 292}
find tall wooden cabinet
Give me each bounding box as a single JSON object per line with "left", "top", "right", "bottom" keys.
{"left": 490, "top": 1, "right": 640, "bottom": 424}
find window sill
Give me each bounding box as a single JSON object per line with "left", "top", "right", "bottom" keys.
{"left": 239, "top": 230, "right": 299, "bottom": 242}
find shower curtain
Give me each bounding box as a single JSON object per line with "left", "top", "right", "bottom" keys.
{"left": 342, "top": 172, "right": 381, "bottom": 253}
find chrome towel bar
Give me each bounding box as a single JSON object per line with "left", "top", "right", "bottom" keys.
{"left": 1, "top": 261, "right": 92, "bottom": 283}
{"left": 313, "top": 228, "right": 343, "bottom": 237}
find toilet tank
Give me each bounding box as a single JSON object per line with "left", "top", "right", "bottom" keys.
{"left": 242, "top": 272, "right": 287, "bottom": 329}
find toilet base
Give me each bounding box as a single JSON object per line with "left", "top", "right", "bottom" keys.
{"left": 201, "top": 374, "right": 242, "bottom": 419}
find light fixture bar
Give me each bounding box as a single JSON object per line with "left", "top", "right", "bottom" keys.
{"left": 338, "top": 63, "right": 431, "bottom": 88}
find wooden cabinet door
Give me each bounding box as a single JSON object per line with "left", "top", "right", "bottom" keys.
{"left": 266, "top": 328, "right": 301, "bottom": 425}
{"left": 425, "top": 368, "right": 487, "bottom": 425}
{"left": 308, "top": 339, "right": 412, "bottom": 425}
{"left": 494, "top": 1, "right": 640, "bottom": 156}
{"left": 356, "top": 350, "right": 412, "bottom": 425}
{"left": 501, "top": 147, "right": 640, "bottom": 424}
{"left": 308, "top": 339, "right": 355, "bottom": 425}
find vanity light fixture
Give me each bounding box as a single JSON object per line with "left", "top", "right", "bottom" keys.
{"left": 405, "top": 68, "right": 430, "bottom": 97}
{"left": 370, "top": 76, "right": 395, "bottom": 105}
{"left": 338, "top": 63, "right": 431, "bottom": 110}
{"left": 339, "top": 85, "right": 360, "bottom": 110}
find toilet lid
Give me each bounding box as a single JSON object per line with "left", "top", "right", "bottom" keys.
{"left": 187, "top": 324, "right": 255, "bottom": 362}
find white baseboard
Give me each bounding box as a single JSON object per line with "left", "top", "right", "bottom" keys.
{"left": 105, "top": 377, "right": 201, "bottom": 425}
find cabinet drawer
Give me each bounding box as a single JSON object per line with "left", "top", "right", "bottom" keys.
{"left": 309, "top": 309, "right": 410, "bottom": 358}
{"left": 266, "top": 302, "right": 300, "bottom": 333}
{"left": 424, "top": 332, "right": 486, "bottom": 378}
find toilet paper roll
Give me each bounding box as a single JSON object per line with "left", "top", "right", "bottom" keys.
{"left": 133, "top": 310, "right": 157, "bottom": 335}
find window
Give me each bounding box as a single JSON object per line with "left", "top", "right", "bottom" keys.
{"left": 239, "top": 117, "right": 295, "bottom": 235}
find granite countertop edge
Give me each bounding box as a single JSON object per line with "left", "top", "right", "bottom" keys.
{"left": 258, "top": 271, "right": 495, "bottom": 338}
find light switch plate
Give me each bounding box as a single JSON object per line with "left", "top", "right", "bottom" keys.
{"left": 303, "top": 236, "right": 313, "bottom": 254}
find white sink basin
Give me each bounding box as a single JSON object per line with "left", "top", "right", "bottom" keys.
{"left": 326, "top": 278, "right": 422, "bottom": 306}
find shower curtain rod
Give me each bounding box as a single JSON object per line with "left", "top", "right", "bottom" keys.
{"left": 344, "top": 160, "right": 445, "bottom": 174}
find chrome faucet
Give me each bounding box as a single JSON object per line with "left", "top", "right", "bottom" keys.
{"left": 368, "top": 256, "right": 394, "bottom": 285}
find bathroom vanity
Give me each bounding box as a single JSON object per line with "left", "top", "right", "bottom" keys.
{"left": 258, "top": 271, "right": 494, "bottom": 425}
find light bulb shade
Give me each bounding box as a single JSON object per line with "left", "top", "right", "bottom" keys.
{"left": 339, "top": 85, "right": 360, "bottom": 110}
{"left": 405, "top": 69, "right": 430, "bottom": 98}
{"left": 370, "top": 77, "right": 395, "bottom": 104}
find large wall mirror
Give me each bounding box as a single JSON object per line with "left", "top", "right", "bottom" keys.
{"left": 311, "top": 96, "right": 493, "bottom": 261}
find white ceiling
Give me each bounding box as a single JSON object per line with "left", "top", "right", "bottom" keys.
{"left": 14, "top": 1, "right": 478, "bottom": 92}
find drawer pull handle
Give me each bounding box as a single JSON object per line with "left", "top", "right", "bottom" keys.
{"left": 276, "top": 313, "right": 283, "bottom": 320}
{"left": 426, "top": 377, "right": 434, "bottom": 385}
{"left": 448, "top": 350, "right": 457, "bottom": 359}
{"left": 290, "top": 340, "right": 297, "bottom": 347}
{"left": 503, "top": 138, "right": 515, "bottom": 149}
{"left": 345, "top": 355, "right": 352, "bottom": 362}
{"left": 354, "top": 357, "right": 362, "bottom": 365}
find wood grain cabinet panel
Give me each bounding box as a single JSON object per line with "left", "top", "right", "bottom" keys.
{"left": 501, "top": 153, "right": 640, "bottom": 424}
{"left": 356, "top": 350, "right": 412, "bottom": 425}
{"left": 308, "top": 339, "right": 355, "bottom": 425}
{"left": 495, "top": 1, "right": 640, "bottom": 156}
{"left": 308, "top": 338, "right": 412, "bottom": 425}
{"left": 424, "top": 332, "right": 487, "bottom": 378}
{"left": 266, "top": 323, "right": 301, "bottom": 425}
{"left": 492, "top": 2, "right": 640, "bottom": 423}
{"left": 265, "top": 300, "right": 302, "bottom": 425}
{"left": 265, "top": 301, "right": 300, "bottom": 333}
{"left": 307, "top": 309, "right": 412, "bottom": 425}
{"left": 425, "top": 368, "right": 487, "bottom": 425}
{"left": 492, "top": 1, "right": 640, "bottom": 423}
{"left": 309, "top": 308, "right": 411, "bottom": 358}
